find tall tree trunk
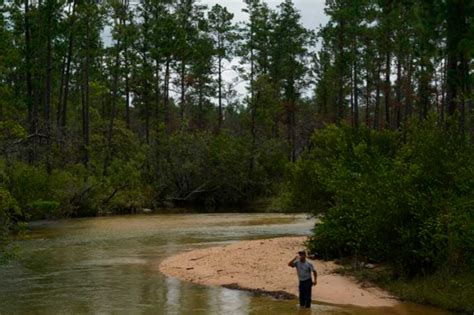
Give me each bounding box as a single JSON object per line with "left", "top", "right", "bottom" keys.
{"left": 44, "top": 0, "right": 53, "bottom": 174}
{"left": 460, "top": 54, "right": 468, "bottom": 135}
{"left": 57, "top": 56, "right": 66, "bottom": 131}
{"left": 384, "top": 51, "right": 391, "bottom": 129}
{"left": 446, "top": 0, "right": 467, "bottom": 118}
{"left": 124, "top": 53, "right": 131, "bottom": 131}
{"left": 144, "top": 81, "right": 150, "bottom": 144}
{"left": 289, "top": 104, "right": 296, "bottom": 161}
{"left": 434, "top": 67, "right": 441, "bottom": 117}
{"left": 404, "top": 55, "right": 414, "bottom": 122}
{"left": 103, "top": 34, "right": 121, "bottom": 177}
{"left": 125, "top": 69, "right": 130, "bottom": 130}
{"left": 247, "top": 91, "right": 258, "bottom": 198}
{"left": 164, "top": 58, "right": 170, "bottom": 134}
{"left": 154, "top": 61, "right": 160, "bottom": 132}
{"left": 249, "top": 31, "right": 255, "bottom": 104}
{"left": 365, "top": 71, "right": 370, "bottom": 127}
{"left": 124, "top": 1, "right": 132, "bottom": 131}
{"left": 141, "top": 11, "right": 150, "bottom": 142}
{"left": 247, "top": 37, "right": 256, "bottom": 195}
{"left": 286, "top": 105, "right": 294, "bottom": 161}
{"left": 61, "top": 12, "right": 75, "bottom": 131}
{"left": 285, "top": 78, "right": 297, "bottom": 162}
{"left": 395, "top": 57, "right": 402, "bottom": 128}
{"left": 24, "top": 0, "right": 36, "bottom": 163}
{"left": 82, "top": 16, "right": 90, "bottom": 168}
{"left": 374, "top": 63, "right": 381, "bottom": 130}
{"left": 57, "top": 1, "right": 76, "bottom": 138}
{"left": 440, "top": 56, "right": 447, "bottom": 124}
{"left": 180, "top": 60, "right": 186, "bottom": 128}
{"left": 142, "top": 56, "right": 150, "bottom": 144}
{"left": 350, "top": 67, "right": 354, "bottom": 125}
{"left": 353, "top": 59, "right": 359, "bottom": 128}
{"left": 337, "top": 22, "right": 345, "bottom": 124}
{"left": 217, "top": 55, "right": 223, "bottom": 132}
{"left": 198, "top": 81, "right": 204, "bottom": 130}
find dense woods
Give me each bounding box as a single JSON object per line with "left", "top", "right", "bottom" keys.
{"left": 0, "top": 0, "right": 473, "bottom": 305}
{"left": 291, "top": 0, "right": 473, "bottom": 281}
{"left": 1, "top": 0, "right": 310, "bottom": 222}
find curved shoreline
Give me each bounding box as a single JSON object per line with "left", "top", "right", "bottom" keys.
{"left": 158, "top": 236, "right": 398, "bottom": 308}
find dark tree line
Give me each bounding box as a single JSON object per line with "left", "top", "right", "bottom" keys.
{"left": 0, "top": 0, "right": 317, "bottom": 164}
{"left": 282, "top": 2, "right": 474, "bottom": 306}
{"left": 0, "top": 0, "right": 472, "bottom": 220}
{"left": 0, "top": 0, "right": 316, "bottom": 219}
{"left": 316, "top": 0, "right": 473, "bottom": 131}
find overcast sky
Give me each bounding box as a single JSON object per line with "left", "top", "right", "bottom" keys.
{"left": 120, "top": 0, "right": 330, "bottom": 101}
{"left": 202, "top": 0, "right": 329, "bottom": 98}
{"left": 203, "top": 0, "right": 328, "bottom": 32}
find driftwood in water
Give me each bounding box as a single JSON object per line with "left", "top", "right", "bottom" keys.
{"left": 167, "top": 183, "right": 215, "bottom": 202}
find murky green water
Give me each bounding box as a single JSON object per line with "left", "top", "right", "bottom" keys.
{"left": 0, "top": 214, "right": 451, "bottom": 315}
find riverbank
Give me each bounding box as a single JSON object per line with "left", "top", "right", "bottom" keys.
{"left": 343, "top": 267, "right": 474, "bottom": 313}
{"left": 159, "top": 236, "right": 397, "bottom": 308}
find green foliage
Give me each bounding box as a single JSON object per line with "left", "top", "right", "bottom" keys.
{"left": 286, "top": 118, "right": 474, "bottom": 276}
{"left": 2, "top": 139, "right": 150, "bottom": 219}
{"left": 27, "top": 200, "right": 60, "bottom": 220}
{"left": 0, "top": 122, "right": 287, "bottom": 221}
{"left": 0, "top": 188, "right": 21, "bottom": 232}
{"left": 0, "top": 121, "right": 27, "bottom": 142}
{"left": 7, "top": 163, "right": 51, "bottom": 216}
{"left": 151, "top": 131, "right": 287, "bottom": 209}
{"left": 0, "top": 188, "right": 21, "bottom": 261}
{"left": 339, "top": 266, "right": 474, "bottom": 313}
{"left": 48, "top": 167, "right": 86, "bottom": 217}
{"left": 382, "top": 270, "right": 474, "bottom": 313}
{"left": 96, "top": 150, "right": 148, "bottom": 214}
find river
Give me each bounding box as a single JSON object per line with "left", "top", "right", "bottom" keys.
{"left": 0, "top": 213, "right": 451, "bottom": 315}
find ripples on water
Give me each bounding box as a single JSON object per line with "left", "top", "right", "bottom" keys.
{"left": 0, "top": 214, "right": 451, "bottom": 315}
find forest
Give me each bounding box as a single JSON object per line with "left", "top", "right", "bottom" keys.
{"left": 0, "top": 0, "right": 473, "bottom": 311}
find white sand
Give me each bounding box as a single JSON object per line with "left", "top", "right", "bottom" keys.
{"left": 159, "top": 236, "right": 398, "bottom": 308}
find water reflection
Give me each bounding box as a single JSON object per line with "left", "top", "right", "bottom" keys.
{"left": 165, "top": 277, "right": 182, "bottom": 314}
{"left": 207, "top": 286, "right": 250, "bottom": 315}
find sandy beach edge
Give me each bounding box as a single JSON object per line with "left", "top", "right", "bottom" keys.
{"left": 158, "top": 236, "right": 398, "bottom": 308}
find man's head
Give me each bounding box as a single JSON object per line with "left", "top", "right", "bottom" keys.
{"left": 298, "top": 251, "right": 306, "bottom": 262}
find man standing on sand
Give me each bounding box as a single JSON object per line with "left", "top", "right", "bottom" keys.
{"left": 288, "top": 251, "right": 318, "bottom": 308}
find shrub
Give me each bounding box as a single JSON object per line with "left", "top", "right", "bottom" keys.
{"left": 151, "top": 131, "right": 287, "bottom": 209}
{"left": 287, "top": 118, "right": 474, "bottom": 276}
{"left": 27, "top": 200, "right": 60, "bottom": 220}
{"left": 0, "top": 188, "right": 21, "bottom": 260}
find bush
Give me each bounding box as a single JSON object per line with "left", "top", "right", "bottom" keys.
{"left": 0, "top": 188, "right": 21, "bottom": 260}
{"left": 286, "top": 117, "right": 474, "bottom": 276}
{"left": 7, "top": 163, "right": 52, "bottom": 220}
{"left": 151, "top": 131, "right": 287, "bottom": 209}
{"left": 27, "top": 200, "right": 60, "bottom": 220}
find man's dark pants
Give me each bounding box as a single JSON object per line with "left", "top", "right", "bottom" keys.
{"left": 298, "top": 279, "right": 312, "bottom": 308}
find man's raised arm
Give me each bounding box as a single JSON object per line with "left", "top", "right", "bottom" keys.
{"left": 288, "top": 256, "right": 298, "bottom": 267}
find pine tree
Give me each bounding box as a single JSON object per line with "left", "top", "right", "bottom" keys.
{"left": 208, "top": 4, "right": 237, "bottom": 132}
{"left": 272, "top": 0, "right": 313, "bottom": 161}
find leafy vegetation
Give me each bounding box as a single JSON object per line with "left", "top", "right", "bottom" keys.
{"left": 284, "top": 119, "right": 474, "bottom": 311}
{"left": 336, "top": 266, "right": 474, "bottom": 312}
{"left": 1, "top": 0, "right": 307, "bottom": 224}
{"left": 384, "top": 271, "right": 474, "bottom": 312}
{"left": 0, "top": 187, "right": 22, "bottom": 261}
{"left": 0, "top": 0, "right": 473, "bottom": 310}
{"left": 287, "top": 118, "right": 474, "bottom": 275}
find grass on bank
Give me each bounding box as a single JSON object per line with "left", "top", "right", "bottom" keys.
{"left": 338, "top": 266, "right": 474, "bottom": 313}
